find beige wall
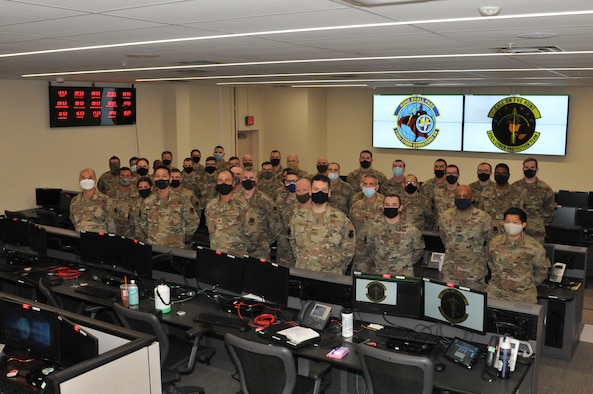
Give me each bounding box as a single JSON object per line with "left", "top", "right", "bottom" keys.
{"left": 0, "top": 79, "right": 591, "bottom": 212}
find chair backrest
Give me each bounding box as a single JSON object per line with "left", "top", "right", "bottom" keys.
{"left": 4, "top": 210, "right": 27, "bottom": 219}
{"left": 225, "top": 333, "right": 297, "bottom": 394}
{"left": 36, "top": 209, "right": 60, "bottom": 227}
{"left": 112, "top": 303, "right": 169, "bottom": 367}
{"left": 357, "top": 343, "right": 434, "bottom": 394}
{"left": 37, "top": 276, "right": 64, "bottom": 309}
{"left": 551, "top": 206, "right": 577, "bottom": 226}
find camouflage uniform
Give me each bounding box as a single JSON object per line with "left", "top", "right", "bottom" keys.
{"left": 233, "top": 190, "right": 282, "bottom": 261}
{"left": 438, "top": 206, "right": 491, "bottom": 290}
{"left": 379, "top": 178, "right": 405, "bottom": 199}
{"left": 468, "top": 180, "right": 492, "bottom": 207}
{"left": 139, "top": 190, "right": 200, "bottom": 249}
{"left": 479, "top": 183, "right": 526, "bottom": 235}
{"left": 487, "top": 233, "right": 551, "bottom": 304}
{"left": 328, "top": 180, "right": 354, "bottom": 215}
{"left": 366, "top": 219, "right": 424, "bottom": 276}
{"left": 182, "top": 171, "right": 202, "bottom": 200}
{"left": 346, "top": 168, "right": 387, "bottom": 192}
{"left": 198, "top": 173, "right": 218, "bottom": 207}
{"left": 70, "top": 190, "right": 115, "bottom": 233}
{"left": 176, "top": 187, "right": 202, "bottom": 213}
{"left": 349, "top": 194, "right": 385, "bottom": 272}
{"left": 433, "top": 186, "right": 457, "bottom": 223}
{"left": 205, "top": 196, "right": 256, "bottom": 257}
{"left": 400, "top": 193, "right": 431, "bottom": 231}
{"left": 511, "top": 178, "right": 557, "bottom": 242}
{"left": 216, "top": 160, "right": 229, "bottom": 171}
{"left": 97, "top": 171, "right": 119, "bottom": 195}
{"left": 257, "top": 180, "right": 282, "bottom": 201}
{"left": 289, "top": 205, "right": 356, "bottom": 275}
{"left": 275, "top": 194, "right": 299, "bottom": 267}
{"left": 419, "top": 178, "right": 445, "bottom": 230}
{"left": 107, "top": 187, "right": 139, "bottom": 238}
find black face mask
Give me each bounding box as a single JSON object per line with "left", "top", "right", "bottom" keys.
{"left": 192, "top": 156, "right": 201, "bottom": 163}
{"left": 360, "top": 160, "right": 372, "bottom": 169}
{"left": 109, "top": 163, "right": 120, "bottom": 174}
{"left": 446, "top": 175, "right": 458, "bottom": 185}
{"left": 183, "top": 167, "right": 193, "bottom": 174}
{"left": 270, "top": 158, "right": 281, "bottom": 167}
{"left": 494, "top": 174, "right": 509, "bottom": 185}
{"left": 404, "top": 184, "right": 417, "bottom": 194}
{"left": 477, "top": 173, "right": 490, "bottom": 182}
{"left": 138, "top": 189, "right": 151, "bottom": 199}
{"left": 434, "top": 169, "right": 445, "bottom": 178}
{"left": 205, "top": 166, "right": 217, "bottom": 174}
{"left": 170, "top": 180, "right": 181, "bottom": 188}
{"left": 216, "top": 183, "right": 233, "bottom": 195}
{"left": 524, "top": 169, "right": 537, "bottom": 179}
{"left": 137, "top": 167, "right": 149, "bottom": 176}
{"left": 261, "top": 171, "right": 274, "bottom": 180}
{"left": 241, "top": 179, "right": 256, "bottom": 190}
{"left": 243, "top": 163, "right": 253, "bottom": 168}
{"left": 162, "top": 159, "right": 172, "bottom": 166}
{"left": 383, "top": 208, "right": 399, "bottom": 219}
{"left": 311, "top": 191, "right": 328, "bottom": 204}
{"left": 316, "top": 165, "right": 328, "bottom": 173}
{"left": 155, "top": 179, "right": 169, "bottom": 190}
{"left": 296, "top": 193, "right": 311, "bottom": 204}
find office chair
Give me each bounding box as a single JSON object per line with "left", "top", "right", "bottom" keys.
{"left": 113, "top": 303, "right": 214, "bottom": 394}
{"left": 36, "top": 276, "right": 107, "bottom": 319}
{"left": 36, "top": 209, "right": 60, "bottom": 227}
{"left": 4, "top": 210, "right": 27, "bottom": 219}
{"left": 357, "top": 343, "right": 434, "bottom": 394}
{"left": 225, "top": 333, "right": 331, "bottom": 394}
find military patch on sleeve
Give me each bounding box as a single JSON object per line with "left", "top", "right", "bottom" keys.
{"left": 249, "top": 217, "right": 256, "bottom": 225}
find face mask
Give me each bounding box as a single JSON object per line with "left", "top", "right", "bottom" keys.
{"left": 242, "top": 179, "right": 256, "bottom": 190}
{"left": 205, "top": 166, "right": 217, "bottom": 174}
{"left": 192, "top": 156, "right": 201, "bottom": 163}
{"left": 360, "top": 160, "right": 372, "bottom": 169}
{"left": 130, "top": 164, "right": 137, "bottom": 173}
{"left": 233, "top": 176, "right": 241, "bottom": 186}
{"left": 328, "top": 172, "right": 339, "bottom": 182}
{"left": 261, "top": 171, "right": 274, "bottom": 180}
{"left": 392, "top": 167, "right": 404, "bottom": 177}
{"left": 216, "top": 183, "right": 233, "bottom": 196}
{"left": 405, "top": 184, "right": 417, "bottom": 194}
{"left": 285, "top": 183, "right": 297, "bottom": 193}
{"left": 383, "top": 208, "right": 399, "bottom": 219}
{"left": 287, "top": 162, "right": 297, "bottom": 169}
{"left": 138, "top": 189, "right": 151, "bottom": 199}
{"left": 434, "top": 169, "right": 445, "bottom": 178}
{"left": 494, "top": 174, "right": 509, "bottom": 185}
{"left": 362, "top": 187, "right": 376, "bottom": 198}
{"left": 109, "top": 163, "right": 120, "bottom": 174}
{"left": 296, "top": 193, "right": 311, "bottom": 204}
{"left": 137, "top": 167, "right": 149, "bottom": 176}
{"left": 477, "top": 173, "right": 490, "bottom": 182}
{"left": 155, "top": 179, "right": 169, "bottom": 190}
{"left": 170, "top": 180, "right": 181, "bottom": 188}
{"left": 524, "top": 169, "right": 537, "bottom": 179}
{"left": 504, "top": 223, "right": 524, "bottom": 236}
{"left": 119, "top": 178, "right": 132, "bottom": 187}
{"left": 80, "top": 179, "right": 95, "bottom": 190}
{"left": 311, "top": 191, "right": 328, "bottom": 204}
{"left": 183, "top": 167, "right": 193, "bottom": 174}
{"left": 454, "top": 198, "right": 472, "bottom": 210}
{"left": 214, "top": 153, "right": 223, "bottom": 161}
{"left": 243, "top": 162, "right": 253, "bottom": 168}
{"left": 162, "top": 159, "right": 172, "bottom": 166}
{"left": 316, "top": 164, "right": 328, "bottom": 173}
{"left": 446, "top": 175, "right": 458, "bottom": 185}
{"left": 270, "top": 158, "right": 280, "bottom": 167}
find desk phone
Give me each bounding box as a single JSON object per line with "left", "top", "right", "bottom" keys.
{"left": 298, "top": 301, "right": 332, "bottom": 330}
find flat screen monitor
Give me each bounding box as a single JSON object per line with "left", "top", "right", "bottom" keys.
{"left": 35, "top": 188, "right": 62, "bottom": 209}
{"left": 352, "top": 272, "right": 423, "bottom": 318}
{"left": 423, "top": 233, "right": 445, "bottom": 253}
{"left": 121, "top": 238, "right": 153, "bottom": 279}
{"left": 1, "top": 217, "right": 30, "bottom": 248}
{"left": 79, "top": 231, "right": 123, "bottom": 267}
{"left": 194, "top": 246, "right": 243, "bottom": 294}
{"left": 576, "top": 208, "right": 593, "bottom": 229}
{"left": 557, "top": 191, "right": 589, "bottom": 209}
{"left": 29, "top": 223, "right": 48, "bottom": 257}
{"left": 423, "top": 279, "right": 487, "bottom": 335}
{"left": 242, "top": 256, "right": 289, "bottom": 307}
{"left": 58, "top": 315, "right": 98, "bottom": 367}
{"left": 373, "top": 94, "right": 464, "bottom": 151}
{"left": 0, "top": 300, "right": 59, "bottom": 361}
{"left": 59, "top": 190, "right": 79, "bottom": 216}
{"left": 463, "top": 94, "right": 569, "bottom": 156}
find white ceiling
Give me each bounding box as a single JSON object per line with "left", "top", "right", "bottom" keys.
{"left": 1, "top": 0, "right": 593, "bottom": 87}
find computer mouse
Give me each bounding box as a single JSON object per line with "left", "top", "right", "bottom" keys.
{"left": 435, "top": 363, "right": 446, "bottom": 372}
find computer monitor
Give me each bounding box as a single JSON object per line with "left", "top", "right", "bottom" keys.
{"left": 58, "top": 315, "right": 98, "bottom": 367}
{"left": 194, "top": 246, "right": 244, "bottom": 294}
{"left": 545, "top": 224, "right": 584, "bottom": 246}
{"left": 242, "top": 256, "right": 289, "bottom": 307}
{"left": 352, "top": 272, "right": 423, "bottom": 318}
{"left": 29, "top": 223, "right": 48, "bottom": 257}
{"left": 121, "top": 237, "right": 153, "bottom": 279}
{"left": 59, "top": 190, "right": 79, "bottom": 217}
{"left": 422, "top": 232, "right": 445, "bottom": 253}
{"left": 576, "top": 208, "right": 593, "bottom": 229}
{"left": 1, "top": 217, "right": 30, "bottom": 248}
{"left": 423, "top": 279, "right": 487, "bottom": 335}
{"left": 35, "top": 188, "right": 62, "bottom": 210}
{"left": 79, "top": 231, "right": 123, "bottom": 267}
{"left": 557, "top": 190, "right": 589, "bottom": 209}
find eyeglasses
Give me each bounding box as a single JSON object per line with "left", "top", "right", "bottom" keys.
{"left": 284, "top": 180, "right": 297, "bottom": 185}
{"left": 405, "top": 181, "right": 418, "bottom": 185}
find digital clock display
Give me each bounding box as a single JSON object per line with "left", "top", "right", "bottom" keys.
{"left": 49, "top": 86, "right": 136, "bottom": 127}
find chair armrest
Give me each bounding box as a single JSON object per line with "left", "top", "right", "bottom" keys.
{"left": 186, "top": 323, "right": 211, "bottom": 338}
{"left": 308, "top": 362, "right": 331, "bottom": 380}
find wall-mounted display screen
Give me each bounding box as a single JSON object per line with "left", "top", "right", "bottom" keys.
{"left": 373, "top": 94, "right": 464, "bottom": 151}
{"left": 49, "top": 86, "right": 136, "bottom": 127}
{"left": 463, "top": 95, "right": 569, "bottom": 156}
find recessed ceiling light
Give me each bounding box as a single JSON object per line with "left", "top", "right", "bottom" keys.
{"left": 125, "top": 54, "right": 160, "bottom": 59}
{"left": 478, "top": 6, "right": 501, "bottom": 16}
{"left": 518, "top": 32, "right": 558, "bottom": 39}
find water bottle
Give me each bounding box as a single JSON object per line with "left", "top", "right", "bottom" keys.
{"left": 154, "top": 281, "right": 171, "bottom": 314}
{"left": 342, "top": 308, "right": 353, "bottom": 338}
{"left": 499, "top": 336, "right": 512, "bottom": 379}
{"left": 128, "top": 280, "right": 139, "bottom": 310}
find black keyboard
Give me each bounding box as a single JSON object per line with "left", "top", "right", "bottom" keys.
{"left": 377, "top": 326, "right": 440, "bottom": 345}
{"left": 194, "top": 313, "right": 249, "bottom": 330}
{"left": 75, "top": 284, "right": 119, "bottom": 299}
{"left": 0, "top": 376, "right": 37, "bottom": 394}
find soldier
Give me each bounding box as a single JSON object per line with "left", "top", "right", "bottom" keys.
{"left": 366, "top": 194, "right": 424, "bottom": 277}
{"left": 349, "top": 174, "right": 384, "bottom": 272}
{"left": 438, "top": 185, "right": 491, "bottom": 291}
{"left": 487, "top": 208, "right": 550, "bottom": 304}
{"left": 107, "top": 167, "right": 139, "bottom": 238}
{"left": 289, "top": 174, "right": 355, "bottom": 275}
{"left": 170, "top": 168, "right": 201, "bottom": 212}
{"left": 400, "top": 174, "right": 431, "bottom": 231}
{"left": 275, "top": 171, "right": 300, "bottom": 266}
{"left": 233, "top": 167, "right": 282, "bottom": 261}
{"left": 199, "top": 156, "right": 219, "bottom": 207}
{"left": 469, "top": 162, "right": 492, "bottom": 206}
{"left": 190, "top": 149, "right": 205, "bottom": 175}
{"left": 213, "top": 145, "right": 229, "bottom": 170}
{"left": 97, "top": 155, "right": 120, "bottom": 195}
{"left": 257, "top": 161, "right": 281, "bottom": 200}
{"left": 70, "top": 168, "right": 115, "bottom": 233}
{"left": 242, "top": 154, "right": 254, "bottom": 168}
{"left": 139, "top": 166, "right": 199, "bottom": 249}
{"left": 327, "top": 162, "right": 353, "bottom": 215}
{"left": 305, "top": 157, "right": 329, "bottom": 180}
{"left": 230, "top": 165, "right": 243, "bottom": 193}
{"left": 135, "top": 157, "right": 150, "bottom": 177}
{"left": 161, "top": 150, "right": 173, "bottom": 169}
{"left": 511, "top": 158, "right": 556, "bottom": 242}
{"left": 130, "top": 176, "right": 153, "bottom": 239}
{"left": 479, "top": 163, "right": 525, "bottom": 235}
{"left": 228, "top": 156, "right": 240, "bottom": 168}
{"left": 419, "top": 158, "right": 447, "bottom": 201}
{"left": 205, "top": 170, "right": 255, "bottom": 257}
{"left": 433, "top": 164, "right": 460, "bottom": 223}
{"left": 181, "top": 157, "right": 201, "bottom": 200}
{"left": 270, "top": 150, "right": 283, "bottom": 177}
{"left": 346, "top": 150, "right": 387, "bottom": 193}
{"left": 379, "top": 159, "right": 406, "bottom": 198}
{"left": 285, "top": 153, "right": 308, "bottom": 178}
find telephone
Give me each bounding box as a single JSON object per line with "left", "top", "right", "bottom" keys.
{"left": 298, "top": 301, "right": 332, "bottom": 330}
{"left": 549, "top": 262, "right": 566, "bottom": 283}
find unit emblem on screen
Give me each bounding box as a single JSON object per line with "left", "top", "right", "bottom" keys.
{"left": 438, "top": 288, "right": 469, "bottom": 324}
{"left": 487, "top": 96, "right": 541, "bottom": 153}
{"left": 393, "top": 96, "right": 440, "bottom": 148}
{"left": 365, "top": 281, "right": 387, "bottom": 303}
